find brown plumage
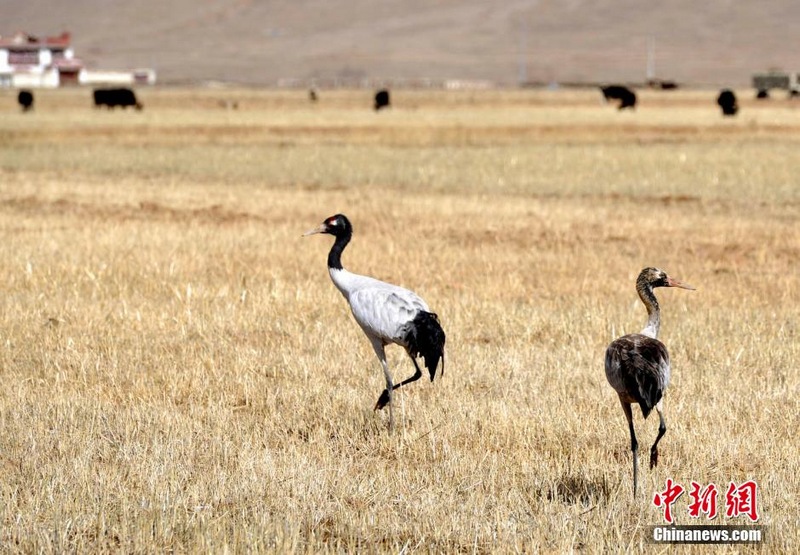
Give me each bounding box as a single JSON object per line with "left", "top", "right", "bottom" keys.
{"left": 605, "top": 267, "right": 694, "bottom": 497}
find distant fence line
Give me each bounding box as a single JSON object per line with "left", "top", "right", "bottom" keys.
{"left": 266, "top": 78, "right": 669, "bottom": 90}
{"left": 275, "top": 77, "right": 496, "bottom": 90}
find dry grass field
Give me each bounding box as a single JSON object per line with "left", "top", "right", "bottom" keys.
{"left": 0, "top": 87, "right": 798, "bottom": 552}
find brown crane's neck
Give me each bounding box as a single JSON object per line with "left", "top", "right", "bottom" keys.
{"left": 637, "top": 281, "right": 661, "bottom": 339}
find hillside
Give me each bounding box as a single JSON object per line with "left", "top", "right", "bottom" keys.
{"left": 4, "top": 0, "right": 800, "bottom": 87}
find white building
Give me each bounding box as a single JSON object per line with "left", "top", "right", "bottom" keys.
{"left": 0, "top": 31, "right": 79, "bottom": 88}
{"left": 0, "top": 31, "right": 155, "bottom": 88}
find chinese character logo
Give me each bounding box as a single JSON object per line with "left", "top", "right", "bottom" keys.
{"left": 652, "top": 479, "right": 761, "bottom": 524}
{"left": 725, "top": 480, "right": 759, "bottom": 522}
{"left": 687, "top": 481, "right": 718, "bottom": 519}
{"left": 653, "top": 478, "right": 685, "bottom": 524}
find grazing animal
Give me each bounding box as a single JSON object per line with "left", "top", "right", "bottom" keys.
{"left": 309, "top": 88, "right": 318, "bottom": 102}
{"left": 304, "top": 214, "right": 446, "bottom": 430}
{"left": 601, "top": 85, "right": 637, "bottom": 110}
{"left": 17, "top": 90, "right": 34, "bottom": 112}
{"left": 605, "top": 267, "right": 694, "bottom": 497}
{"left": 218, "top": 99, "right": 239, "bottom": 109}
{"left": 717, "top": 89, "right": 738, "bottom": 116}
{"left": 374, "top": 89, "right": 391, "bottom": 110}
{"left": 756, "top": 89, "right": 770, "bottom": 100}
{"left": 93, "top": 88, "right": 143, "bottom": 110}
{"left": 647, "top": 80, "right": 678, "bottom": 90}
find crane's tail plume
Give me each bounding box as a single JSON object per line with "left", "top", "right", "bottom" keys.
{"left": 629, "top": 371, "right": 662, "bottom": 420}
{"left": 406, "top": 311, "right": 446, "bottom": 381}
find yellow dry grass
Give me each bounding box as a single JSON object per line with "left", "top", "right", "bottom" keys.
{"left": 0, "top": 87, "right": 798, "bottom": 553}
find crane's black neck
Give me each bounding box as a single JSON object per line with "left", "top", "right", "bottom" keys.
{"left": 327, "top": 233, "right": 350, "bottom": 270}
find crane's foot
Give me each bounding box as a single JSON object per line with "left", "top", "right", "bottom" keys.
{"left": 650, "top": 447, "right": 659, "bottom": 469}
{"left": 374, "top": 389, "right": 391, "bottom": 411}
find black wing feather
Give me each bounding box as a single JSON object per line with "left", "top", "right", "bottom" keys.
{"left": 405, "top": 311, "right": 446, "bottom": 381}
{"left": 609, "top": 335, "right": 670, "bottom": 418}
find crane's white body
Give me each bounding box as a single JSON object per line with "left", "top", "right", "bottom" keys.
{"left": 329, "top": 267, "right": 429, "bottom": 346}
{"left": 306, "top": 213, "right": 446, "bottom": 431}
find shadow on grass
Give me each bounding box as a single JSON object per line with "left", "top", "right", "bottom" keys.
{"left": 548, "top": 473, "right": 612, "bottom": 505}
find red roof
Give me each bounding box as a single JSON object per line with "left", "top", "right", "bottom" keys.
{"left": 52, "top": 57, "right": 84, "bottom": 71}
{"left": 0, "top": 31, "right": 71, "bottom": 49}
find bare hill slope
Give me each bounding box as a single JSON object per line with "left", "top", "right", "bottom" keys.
{"left": 4, "top": 0, "right": 800, "bottom": 86}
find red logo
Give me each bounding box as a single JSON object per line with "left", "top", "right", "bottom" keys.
{"left": 653, "top": 479, "right": 761, "bottom": 523}
{"left": 653, "top": 478, "right": 685, "bottom": 524}
{"left": 687, "top": 481, "right": 718, "bottom": 519}
{"left": 725, "top": 480, "right": 760, "bottom": 522}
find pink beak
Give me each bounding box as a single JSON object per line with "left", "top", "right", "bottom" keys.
{"left": 666, "top": 277, "right": 695, "bottom": 290}
{"left": 302, "top": 223, "right": 326, "bottom": 237}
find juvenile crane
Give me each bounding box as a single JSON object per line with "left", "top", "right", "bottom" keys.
{"left": 304, "top": 214, "right": 446, "bottom": 430}
{"left": 605, "top": 267, "right": 694, "bottom": 497}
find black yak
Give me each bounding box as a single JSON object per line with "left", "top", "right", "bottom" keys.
{"left": 374, "top": 89, "right": 390, "bottom": 110}
{"left": 647, "top": 79, "right": 678, "bottom": 90}
{"left": 17, "top": 90, "right": 34, "bottom": 112}
{"left": 717, "top": 89, "right": 738, "bottom": 116}
{"left": 93, "top": 88, "right": 143, "bottom": 110}
{"left": 601, "top": 85, "right": 637, "bottom": 110}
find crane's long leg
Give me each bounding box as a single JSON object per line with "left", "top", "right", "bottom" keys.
{"left": 369, "top": 338, "right": 394, "bottom": 431}
{"left": 621, "top": 400, "right": 639, "bottom": 498}
{"left": 392, "top": 355, "right": 423, "bottom": 391}
{"left": 650, "top": 400, "right": 667, "bottom": 469}
{"left": 376, "top": 356, "right": 423, "bottom": 425}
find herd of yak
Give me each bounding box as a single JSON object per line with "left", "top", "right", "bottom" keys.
{"left": 10, "top": 84, "right": 796, "bottom": 116}
{"left": 601, "top": 84, "right": 740, "bottom": 116}
{"left": 15, "top": 86, "right": 143, "bottom": 112}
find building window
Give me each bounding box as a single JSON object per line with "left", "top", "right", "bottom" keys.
{"left": 8, "top": 50, "right": 39, "bottom": 65}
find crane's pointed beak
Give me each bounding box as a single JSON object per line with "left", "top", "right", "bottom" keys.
{"left": 302, "top": 223, "right": 326, "bottom": 237}
{"left": 667, "top": 277, "right": 695, "bottom": 290}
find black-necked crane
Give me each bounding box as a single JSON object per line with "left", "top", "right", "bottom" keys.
{"left": 605, "top": 267, "right": 694, "bottom": 497}
{"left": 304, "top": 214, "right": 446, "bottom": 430}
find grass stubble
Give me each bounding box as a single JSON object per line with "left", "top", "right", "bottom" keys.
{"left": 0, "top": 87, "right": 798, "bottom": 552}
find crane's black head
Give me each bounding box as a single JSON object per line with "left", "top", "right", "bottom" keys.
{"left": 303, "top": 214, "right": 353, "bottom": 239}
{"left": 637, "top": 267, "right": 695, "bottom": 290}
{"left": 303, "top": 214, "right": 354, "bottom": 270}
